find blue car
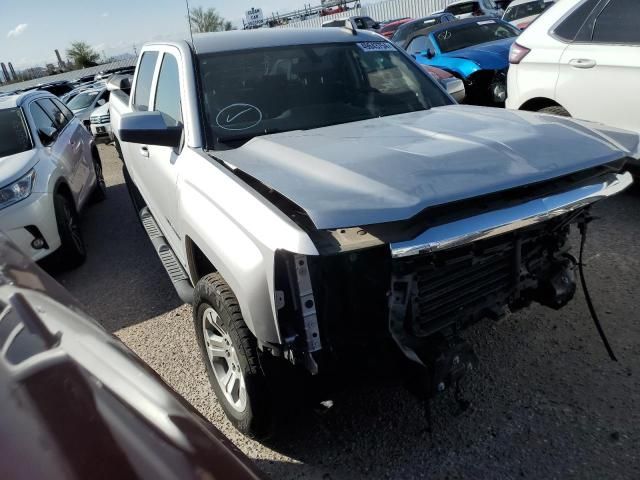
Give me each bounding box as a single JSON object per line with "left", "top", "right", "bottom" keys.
{"left": 404, "top": 17, "right": 520, "bottom": 105}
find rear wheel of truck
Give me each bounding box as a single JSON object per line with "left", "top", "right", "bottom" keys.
{"left": 193, "top": 272, "right": 274, "bottom": 439}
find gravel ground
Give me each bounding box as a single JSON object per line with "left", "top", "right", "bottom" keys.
{"left": 56, "top": 144, "right": 639, "bottom": 479}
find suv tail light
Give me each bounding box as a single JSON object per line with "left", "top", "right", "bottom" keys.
{"left": 509, "top": 42, "right": 531, "bottom": 64}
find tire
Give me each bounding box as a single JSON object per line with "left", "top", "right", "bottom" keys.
{"left": 52, "top": 192, "right": 86, "bottom": 269}
{"left": 90, "top": 148, "right": 107, "bottom": 203}
{"left": 539, "top": 105, "right": 571, "bottom": 117}
{"left": 193, "top": 272, "right": 273, "bottom": 438}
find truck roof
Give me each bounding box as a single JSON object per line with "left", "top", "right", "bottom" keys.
{"left": 189, "top": 28, "right": 383, "bottom": 55}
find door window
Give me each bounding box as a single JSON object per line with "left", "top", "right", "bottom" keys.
{"left": 37, "top": 99, "right": 69, "bottom": 130}
{"left": 407, "top": 36, "right": 435, "bottom": 55}
{"left": 592, "top": 0, "right": 640, "bottom": 44}
{"left": 154, "top": 53, "right": 183, "bottom": 127}
{"left": 29, "top": 102, "right": 57, "bottom": 144}
{"left": 51, "top": 98, "right": 75, "bottom": 123}
{"left": 133, "top": 51, "right": 159, "bottom": 111}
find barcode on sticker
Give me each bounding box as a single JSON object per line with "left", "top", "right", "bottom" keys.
{"left": 357, "top": 42, "right": 396, "bottom": 52}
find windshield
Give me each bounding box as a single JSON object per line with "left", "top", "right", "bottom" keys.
{"left": 434, "top": 20, "right": 520, "bottom": 53}
{"left": 503, "top": 0, "right": 550, "bottom": 21}
{"left": 66, "top": 91, "right": 99, "bottom": 110}
{"left": 392, "top": 18, "right": 439, "bottom": 45}
{"left": 198, "top": 42, "right": 451, "bottom": 148}
{"left": 0, "top": 108, "right": 32, "bottom": 158}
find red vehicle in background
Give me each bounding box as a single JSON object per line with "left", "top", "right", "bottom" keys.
{"left": 379, "top": 17, "right": 411, "bottom": 38}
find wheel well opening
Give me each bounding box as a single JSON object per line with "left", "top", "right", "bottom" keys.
{"left": 186, "top": 237, "right": 217, "bottom": 284}
{"left": 519, "top": 97, "right": 564, "bottom": 112}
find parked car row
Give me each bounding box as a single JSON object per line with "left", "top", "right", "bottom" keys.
{"left": 107, "top": 26, "right": 637, "bottom": 440}
{"left": 0, "top": 90, "right": 106, "bottom": 269}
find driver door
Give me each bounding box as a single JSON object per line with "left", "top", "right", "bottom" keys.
{"left": 137, "top": 49, "right": 184, "bottom": 251}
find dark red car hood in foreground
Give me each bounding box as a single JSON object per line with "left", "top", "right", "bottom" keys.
{"left": 0, "top": 236, "right": 263, "bottom": 480}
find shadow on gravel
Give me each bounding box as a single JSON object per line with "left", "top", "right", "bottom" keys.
{"left": 51, "top": 182, "right": 182, "bottom": 332}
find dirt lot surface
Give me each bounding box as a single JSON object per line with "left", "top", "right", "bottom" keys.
{"left": 56, "top": 144, "right": 639, "bottom": 479}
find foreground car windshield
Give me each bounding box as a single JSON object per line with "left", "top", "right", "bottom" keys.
{"left": 66, "top": 91, "right": 98, "bottom": 110}
{"left": 198, "top": 42, "right": 452, "bottom": 148}
{"left": 435, "top": 20, "right": 520, "bottom": 53}
{"left": 0, "top": 108, "right": 32, "bottom": 157}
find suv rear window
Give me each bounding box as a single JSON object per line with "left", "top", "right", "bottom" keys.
{"left": 0, "top": 108, "right": 32, "bottom": 157}
{"left": 552, "top": 0, "right": 598, "bottom": 41}
{"left": 445, "top": 2, "right": 481, "bottom": 16}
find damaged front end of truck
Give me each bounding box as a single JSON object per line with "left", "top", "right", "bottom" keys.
{"left": 269, "top": 165, "right": 632, "bottom": 402}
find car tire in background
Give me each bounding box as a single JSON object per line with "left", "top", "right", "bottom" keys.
{"left": 539, "top": 105, "right": 570, "bottom": 117}
{"left": 90, "top": 147, "right": 107, "bottom": 203}
{"left": 193, "top": 272, "right": 274, "bottom": 439}
{"left": 52, "top": 192, "right": 86, "bottom": 269}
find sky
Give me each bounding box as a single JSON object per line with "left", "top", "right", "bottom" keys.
{"left": 0, "top": 0, "right": 301, "bottom": 70}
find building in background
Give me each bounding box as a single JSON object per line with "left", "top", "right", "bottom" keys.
{"left": 55, "top": 49, "right": 66, "bottom": 71}
{"left": 8, "top": 63, "right": 16, "bottom": 81}
{"left": 1, "top": 63, "right": 9, "bottom": 83}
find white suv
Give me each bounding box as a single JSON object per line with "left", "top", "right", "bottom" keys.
{"left": 506, "top": 0, "right": 640, "bottom": 133}
{"left": 0, "top": 91, "right": 106, "bottom": 268}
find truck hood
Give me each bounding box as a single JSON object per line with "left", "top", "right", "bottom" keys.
{"left": 215, "top": 105, "right": 639, "bottom": 230}
{"left": 0, "top": 149, "right": 39, "bottom": 186}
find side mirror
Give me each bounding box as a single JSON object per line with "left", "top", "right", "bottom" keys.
{"left": 425, "top": 48, "right": 435, "bottom": 59}
{"left": 119, "top": 111, "right": 183, "bottom": 148}
{"left": 97, "top": 99, "right": 106, "bottom": 106}
{"left": 107, "top": 74, "right": 132, "bottom": 92}
{"left": 38, "top": 127, "right": 58, "bottom": 145}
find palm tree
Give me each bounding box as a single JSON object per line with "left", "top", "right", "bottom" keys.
{"left": 66, "top": 42, "right": 100, "bottom": 68}
{"left": 189, "top": 6, "right": 233, "bottom": 33}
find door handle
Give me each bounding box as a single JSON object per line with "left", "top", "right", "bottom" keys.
{"left": 569, "top": 58, "right": 596, "bottom": 69}
{"left": 140, "top": 146, "right": 149, "bottom": 157}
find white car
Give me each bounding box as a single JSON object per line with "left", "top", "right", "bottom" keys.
{"left": 506, "top": 0, "right": 640, "bottom": 134}
{"left": 502, "top": 0, "right": 555, "bottom": 29}
{"left": 66, "top": 87, "right": 110, "bottom": 130}
{"left": 90, "top": 102, "right": 112, "bottom": 143}
{"left": 444, "top": 0, "right": 503, "bottom": 19}
{"left": 0, "top": 91, "right": 106, "bottom": 267}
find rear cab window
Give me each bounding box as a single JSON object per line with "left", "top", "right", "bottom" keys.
{"left": 133, "top": 51, "right": 159, "bottom": 111}
{"left": 0, "top": 108, "right": 32, "bottom": 157}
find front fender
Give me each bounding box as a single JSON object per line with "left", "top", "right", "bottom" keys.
{"left": 419, "top": 56, "right": 482, "bottom": 80}
{"left": 177, "top": 149, "right": 318, "bottom": 345}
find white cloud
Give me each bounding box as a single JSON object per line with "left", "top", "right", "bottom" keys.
{"left": 101, "top": 12, "right": 109, "bottom": 17}
{"left": 7, "top": 23, "right": 28, "bottom": 38}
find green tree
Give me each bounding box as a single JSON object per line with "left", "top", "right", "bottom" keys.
{"left": 189, "top": 6, "right": 233, "bottom": 33}
{"left": 66, "top": 42, "right": 100, "bottom": 68}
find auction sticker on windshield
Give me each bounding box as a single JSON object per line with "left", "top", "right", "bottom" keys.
{"left": 357, "top": 42, "right": 396, "bottom": 52}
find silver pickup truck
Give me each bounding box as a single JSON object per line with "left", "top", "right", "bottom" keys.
{"left": 110, "top": 27, "right": 638, "bottom": 438}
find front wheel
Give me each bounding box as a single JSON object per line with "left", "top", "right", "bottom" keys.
{"left": 90, "top": 148, "right": 107, "bottom": 203}
{"left": 193, "top": 273, "right": 274, "bottom": 438}
{"left": 52, "top": 193, "right": 86, "bottom": 269}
